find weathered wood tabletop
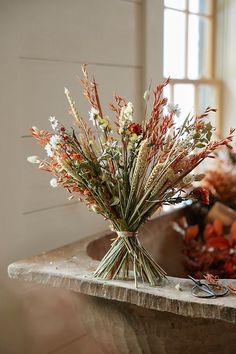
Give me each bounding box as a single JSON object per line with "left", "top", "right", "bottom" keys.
{"left": 8, "top": 226, "right": 236, "bottom": 324}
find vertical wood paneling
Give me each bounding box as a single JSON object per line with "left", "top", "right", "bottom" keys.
{"left": 0, "top": 0, "right": 144, "bottom": 266}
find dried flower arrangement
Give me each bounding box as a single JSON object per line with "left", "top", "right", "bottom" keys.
{"left": 201, "top": 149, "right": 236, "bottom": 209}
{"left": 28, "top": 65, "right": 234, "bottom": 286}
{"left": 175, "top": 212, "right": 236, "bottom": 279}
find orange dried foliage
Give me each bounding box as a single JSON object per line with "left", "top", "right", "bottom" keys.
{"left": 203, "top": 223, "right": 215, "bottom": 241}
{"left": 203, "top": 169, "right": 236, "bottom": 208}
{"left": 185, "top": 225, "right": 199, "bottom": 241}
{"left": 230, "top": 220, "right": 236, "bottom": 241}
{"left": 227, "top": 283, "right": 236, "bottom": 294}
{"left": 213, "top": 219, "right": 223, "bottom": 235}
{"left": 207, "top": 236, "right": 230, "bottom": 250}
{"left": 182, "top": 217, "right": 236, "bottom": 279}
{"left": 203, "top": 273, "right": 219, "bottom": 285}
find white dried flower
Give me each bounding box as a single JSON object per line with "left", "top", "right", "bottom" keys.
{"left": 27, "top": 155, "right": 40, "bottom": 164}
{"left": 175, "top": 283, "right": 183, "bottom": 291}
{"left": 50, "top": 178, "right": 58, "bottom": 188}
{"left": 45, "top": 135, "right": 63, "bottom": 157}
{"left": 119, "top": 102, "right": 134, "bottom": 134}
{"left": 124, "top": 101, "right": 134, "bottom": 116}
{"left": 49, "top": 116, "right": 59, "bottom": 130}
{"left": 50, "top": 135, "right": 63, "bottom": 149}
{"left": 68, "top": 195, "right": 74, "bottom": 200}
{"left": 167, "top": 103, "right": 181, "bottom": 117}
{"left": 45, "top": 143, "right": 54, "bottom": 157}
{"left": 143, "top": 90, "right": 150, "bottom": 102}
{"left": 89, "top": 107, "right": 99, "bottom": 126}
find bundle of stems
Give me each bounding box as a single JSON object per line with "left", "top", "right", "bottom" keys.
{"left": 94, "top": 232, "right": 167, "bottom": 286}
{"left": 28, "top": 65, "right": 234, "bottom": 286}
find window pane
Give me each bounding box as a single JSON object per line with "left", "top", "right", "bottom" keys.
{"left": 198, "top": 84, "right": 216, "bottom": 126}
{"left": 188, "top": 15, "right": 211, "bottom": 79}
{"left": 164, "top": 0, "right": 186, "bottom": 10}
{"left": 163, "top": 84, "right": 171, "bottom": 102}
{"left": 189, "top": 0, "right": 212, "bottom": 15}
{"left": 164, "top": 9, "right": 186, "bottom": 78}
{"left": 163, "top": 84, "right": 172, "bottom": 115}
{"left": 174, "top": 84, "right": 195, "bottom": 124}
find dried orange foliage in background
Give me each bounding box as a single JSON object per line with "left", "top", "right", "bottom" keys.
{"left": 203, "top": 169, "right": 236, "bottom": 209}
{"left": 180, "top": 215, "right": 236, "bottom": 279}
{"left": 185, "top": 225, "right": 199, "bottom": 241}
{"left": 230, "top": 221, "right": 236, "bottom": 241}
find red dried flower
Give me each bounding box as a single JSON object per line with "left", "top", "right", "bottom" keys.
{"left": 190, "top": 187, "right": 210, "bottom": 205}
{"left": 127, "top": 123, "right": 142, "bottom": 135}
{"left": 207, "top": 236, "right": 230, "bottom": 250}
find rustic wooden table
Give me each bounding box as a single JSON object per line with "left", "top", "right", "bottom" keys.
{"left": 8, "top": 209, "right": 236, "bottom": 353}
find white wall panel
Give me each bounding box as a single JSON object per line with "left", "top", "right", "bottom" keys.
{"left": 12, "top": 203, "right": 108, "bottom": 263}
{"left": 19, "top": 0, "right": 142, "bottom": 67}
{"left": 19, "top": 59, "right": 142, "bottom": 136}
{"left": 0, "top": 0, "right": 145, "bottom": 266}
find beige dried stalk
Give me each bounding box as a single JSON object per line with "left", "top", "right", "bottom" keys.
{"left": 151, "top": 168, "right": 175, "bottom": 197}
{"left": 130, "top": 139, "right": 148, "bottom": 193}
{"left": 145, "top": 163, "right": 164, "bottom": 191}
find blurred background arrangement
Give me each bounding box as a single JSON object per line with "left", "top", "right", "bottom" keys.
{"left": 0, "top": 1, "right": 236, "bottom": 353}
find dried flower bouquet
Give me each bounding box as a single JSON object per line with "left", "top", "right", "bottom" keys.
{"left": 28, "top": 65, "right": 234, "bottom": 286}
{"left": 201, "top": 148, "right": 236, "bottom": 209}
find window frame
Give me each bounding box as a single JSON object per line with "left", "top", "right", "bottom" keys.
{"left": 144, "top": 0, "right": 221, "bottom": 135}
{"left": 163, "top": 0, "right": 221, "bottom": 134}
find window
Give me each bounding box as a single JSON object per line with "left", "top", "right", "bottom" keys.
{"left": 163, "top": 0, "right": 220, "bottom": 132}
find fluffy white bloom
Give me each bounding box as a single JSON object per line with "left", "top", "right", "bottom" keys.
{"left": 45, "top": 143, "right": 54, "bottom": 157}
{"left": 119, "top": 102, "right": 134, "bottom": 134}
{"left": 167, "top": 103, "right": 181, "bottom": 117}
{"left": 45, "top": 135, "right": 63, "bottom": 157}
{"left": 49, "top": 116, "right": 59, "bottom": 130}
{"left": 143, "top": 90, "right": 150, "bottom": 102}
{"left": 89, "top": 107, "right": 99, "bottom": 126}
{"left": 27, "top": 155, "right": 40, "bottom": 164}
{"left": 175, "top": 283, "right": 182, "bottom": 291}
{"left": 50, "top": 134, "right": 63, "bottom": 149}
{"left": 123, "top": 102, "right": 134, "bottom": 117}
{"left": 50, "top": 178, "right": 58, "bottom": 188}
